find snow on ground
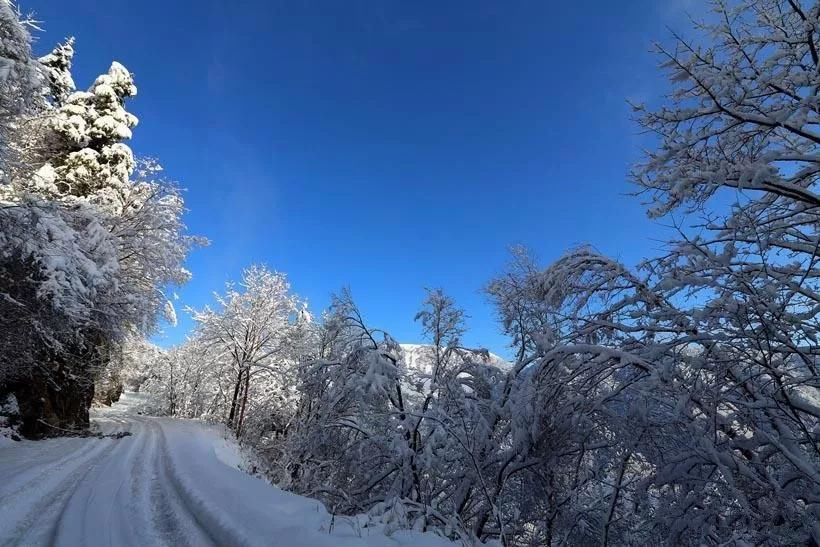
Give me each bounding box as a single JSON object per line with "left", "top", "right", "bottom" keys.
{"left": 0, "top": 392, "right": 457, "bottom": 547}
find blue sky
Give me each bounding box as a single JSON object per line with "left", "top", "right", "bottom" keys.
{"left": 26, "top": 0, "right": 698, "bottom": 357}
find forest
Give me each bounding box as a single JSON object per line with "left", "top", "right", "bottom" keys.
{"left": 1, "top": 1, "right": 819, "bottom": 545}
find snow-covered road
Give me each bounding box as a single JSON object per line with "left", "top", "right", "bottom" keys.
{"left": 0, "top": 393, "right": 453, "bottom": 547}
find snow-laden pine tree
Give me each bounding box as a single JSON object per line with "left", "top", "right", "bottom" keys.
{"left": 38, "top": 37, "right": 75, "bottom": 104}
{"left": 26, "top": 57, "right": 138, "bottom": 210}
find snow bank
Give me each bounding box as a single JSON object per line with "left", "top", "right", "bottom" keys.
{"left": 156, "top": 416, "right": 457, "bottom": 546}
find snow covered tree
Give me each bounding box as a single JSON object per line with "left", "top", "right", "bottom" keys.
{"left": 275, "top": 290, "right": 506, "bottom": 543}
{"left": 471, "top": 2, "right": 820, "bottom": 544}
{"left": 186, "top": 266, "right": 310, "bottom": 437}
{"left": 0, "top": 12, "right": 197, "bottom": 436}
{"left": 282, "top": 291, "right": 409, "bottom": 506}
{"left": 38, "top": 37, "right": 75, "bottom": 104}
{"left": 110, "top": 336, "right": 162, "bottom": 392}
{"left": 632, "top": 0, "right": 820, "bottom": 217}
{"left": 21, "top": 58, "right": 138, "bottom": 209}
{"left": 0, "top": 0, "right": 42, "bottom": 177}
{"left": 631, "top": 2, "right": 820, "bottom": 543}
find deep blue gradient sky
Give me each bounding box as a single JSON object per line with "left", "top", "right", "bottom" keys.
{"left": 26, "top": 0, "right": 699, "bottom": 357}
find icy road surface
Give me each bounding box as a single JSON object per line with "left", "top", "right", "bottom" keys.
{"left": 0, "top": 393, "right": 454, "bottom": 547}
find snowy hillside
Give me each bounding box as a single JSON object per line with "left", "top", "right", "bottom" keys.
{"left": 399, "top": 344, "right": 510, "bottom": 374}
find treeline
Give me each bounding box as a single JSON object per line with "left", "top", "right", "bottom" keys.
{"left": 0, "top": 3, "right": 197, "bottom": 436}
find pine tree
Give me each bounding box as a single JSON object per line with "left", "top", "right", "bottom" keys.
{"left": 32, "top": 60, "right": 138, "bottom": 211}
{"left": 38, "top": 37, "right": 75, "bottom": 104}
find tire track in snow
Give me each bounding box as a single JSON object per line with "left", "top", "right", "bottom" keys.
{"left": 2, "top": 437, "right": 119, "bottom": 547}
{"left": 0, "top": 414, "right": 217, "bottom": 547}
{"left": 147, "top": 418, "right": 217, "bottom": 547}
{"left": 46, "top": 418, "right": 155, "bottom": 546}
{"left": 0, "top": 437, "right": 100, "bottom": 502}
{"left": 122, "top": 417, "right": 164, "bottom": 544}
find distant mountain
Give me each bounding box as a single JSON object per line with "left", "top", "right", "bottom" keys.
{"left": 399, "top": 343, "right": 511, "bottom": 374}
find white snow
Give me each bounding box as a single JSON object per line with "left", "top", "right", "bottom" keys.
{"left": 400, "top": 343, "right": 510, "bottom": 373}
{"left": 0, "top": 392, "right": 457, "bottom": 547}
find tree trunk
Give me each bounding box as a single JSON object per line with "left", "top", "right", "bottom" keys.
{"left": 227, "top": 366, "right": 244, "bottom": 427}
{"left": 236, "top": 367, "right": 251, "bottom": 437}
